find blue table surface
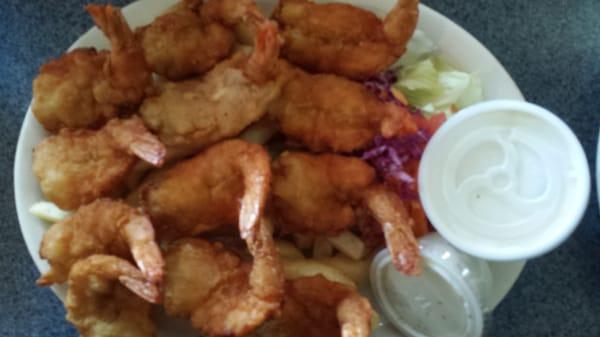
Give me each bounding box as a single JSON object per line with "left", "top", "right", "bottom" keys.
{"left": 1, "top": 0, "right": 598, "bottom": 336}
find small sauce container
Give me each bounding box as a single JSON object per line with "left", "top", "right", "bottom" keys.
{"left": 418, "top": 100, "right": 590, "bottom": 260}
{"left": 370, "top": 233, "right": 492, "bottom": 337}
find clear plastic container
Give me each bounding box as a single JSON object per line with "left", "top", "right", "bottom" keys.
{"left": 370, "top": 233, "right": 493, "bottom": 337}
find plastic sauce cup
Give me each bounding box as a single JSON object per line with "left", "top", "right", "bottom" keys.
{"left": 418, "top": 100, "right": 590, "bottom": 261}
{"left": 370, "top": 233, "right": 493, "bottom": 337}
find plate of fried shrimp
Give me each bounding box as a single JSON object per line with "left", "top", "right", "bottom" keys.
{"left": 14, "top": 0, "right": 526, "bottom": 336}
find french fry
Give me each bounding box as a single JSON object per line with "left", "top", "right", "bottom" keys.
{"left": 327, "top": 231, "right": 366, "bottom": 260}
{"left": 275, "top": 240, "right": 305, "bottom": 260}
{"left": 312, "top": 237, "right": 334, "bottom": 258}
{"left": 316, "top": 254, "right": 371, "bottom": 285}
{"left": 283, "top": 259, "right": 356, "bottom": 289}
{"left": 29, "top": 201, "right": 70, "bottom": 223}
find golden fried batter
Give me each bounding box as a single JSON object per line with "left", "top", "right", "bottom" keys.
{"left": 249, "top": 275, "right": 372, "bottom": 337}
{"left": 33, "top": 117, "right": 165, "bottom": 210}
{"left": 135, "top": 140, "right": 270, "bottom": 240}
{"left": 32, "top": 5, "right": 152, "bottom": 132}
{"left": 164, "top": 221, "right": 283, "bottom": 336}
{"left": 139, "top": 21, "right": 286, "bottom": 155}
{"left": 138, "top": 0, "right": 234, "bottom": 80}
{"left": 272, "top": 152, "right": 420, "bottom": 275}
{"left": 32, "top": 49, "right": 110, "bottom": 132}
{"left": 37, "top": 199, "right": 164, "bottom": 286}
{"left": 66, "top": 255, "right": 159, "bottom": 337}
{"left": 273, "top": 0, "right": 419, "bottom": 80}
{"left": 272, "top": 152, "right": 375, "bottom": 234}
{"left": 268, "top": 68, "right": 417, "bottom": 153}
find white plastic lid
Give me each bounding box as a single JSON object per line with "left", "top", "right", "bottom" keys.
{"left": 370, "top": 247, "right": 484, "bottom": 337}
{"left": 419, "top": 100, "right": 590, "bottom": 260}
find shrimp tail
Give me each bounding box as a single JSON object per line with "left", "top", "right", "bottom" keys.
{"left": 363, "top": 185, "right": 421, "bottom": 275}
{"left": 68, "top": 255, "right": 160, "bottom": 303}
{"left": 237, "top": 143, "right": 271, "bottom": 241}
{"left": 119, "top": 275, "right": 162, "bottom": 304}
{"left": 105, "top": 117, "right": 166, "bottom": 167}
{"left": 86, "top": 5, "right": 134, "bottom": 51}
{"left": 337, "top": 294, "right": 373, "bottom": 337}
{"left": 244, "top": 21, "right": 281, "bottom": 84}
{"left": 247, "top": 218, "right": 284, "bottom": 303}
{"left": 128, "top": 136, "right": 167, "bottom": 167}
{"left": 87, "top": 5, "right": 153, "bottom": 105}
{"left": 383, "top": 0, "right": 419, "bottom": 55}
{"left": 122, "top": 213, "right": 165, "bottom": 285}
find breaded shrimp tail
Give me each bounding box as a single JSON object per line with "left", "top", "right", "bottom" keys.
{"left": 86, "top": 4, "right": 153, "bottom": 106}
{"left": 244, "top": 21, "right": 281, "bottom": 84}
{"left": 383, "top": 0, "right": 419, "bottom": 54}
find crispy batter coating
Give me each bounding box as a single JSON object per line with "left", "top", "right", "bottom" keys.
{"left": 37, "top": 199, "right": 164, "bottom": 286}
{"left": 32, "top": 5, "right": 152, "bottom": 132}
{"left": 272, "top": 152, "right": 420, "bottom": 275}
{"left": 273, "top": 0, "right": 419, "bottom": 80}
{"left": 139, "top": 21, "right": 285, "bottom": 155}
{"left": 135, "top": 140, "right": 270, "bottom": 240}
{"left": 248, "top": 275, "right": 372, "bottom": 337}
{"left": 272, "top": 152, "right": 375, "bottom": 234}
{"left": 66, "top": 255, "right": 159, "bottom": 337}
{"left": 32, "top": 117, "right": 165, "bottom": 210}
{"left": 164, "top": 239, "right": 243, "bottom": 317}
{"left": 32, "top": 49, "right": 112, "bottom": 132}
{"left": 138, "top": 0, "right": 235, "bottom": 80}
{"left": 164, "top": 220, "right": 283, "bottom": 336}
{"left": 268, "top": 68, "right": 417, "bottom": 153}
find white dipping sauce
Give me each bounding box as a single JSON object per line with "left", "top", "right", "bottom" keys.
{"left": 370, "top": 234, "right": 490, "bottom": 337}
{"left": 381, "top": 262, "right": 468, "bottom": 336}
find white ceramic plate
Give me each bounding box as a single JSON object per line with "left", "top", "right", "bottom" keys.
{"left": 13, "top": 0, "right": 526, "bottom": 335}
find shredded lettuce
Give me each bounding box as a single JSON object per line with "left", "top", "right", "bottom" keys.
{"left": 392, "top": 30, "right": 483, "bottom": 116}
{"left": 395, "top": 56, "right": 483, "bottom": 116}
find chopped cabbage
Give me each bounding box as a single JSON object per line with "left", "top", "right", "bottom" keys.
{"left": 392, "top": 30, "right": 483, "bottom": 116}
{"left": 395, "top": 56, "right": 483, "bottom": 116}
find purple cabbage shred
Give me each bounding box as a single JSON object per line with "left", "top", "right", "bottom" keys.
{"left": 361, "top": 131, "right": 430, "bottom": 200}
{"left": 362, "top": 70, "right": 438, "bottom": 200}
{"left": 364, "top": 70, "right": 406, "bottom": 107}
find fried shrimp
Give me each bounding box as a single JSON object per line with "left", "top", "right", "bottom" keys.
{"left": 139, "top": 21, "right": 285, "bottom": 155}
{"left": 138, "top": 0, "right": 237, "bottom": 81}
{"left": 248, "top": 275, "right": 372, "bottom": 337}
{"left": 164, "top": 219, "right": 283, "bottom": 336}
{"left": 32, "top": 5, "right": 152, "bottom": 132}
{"left": 273, "top": 0, "right": 419, "bottom": 80}
{"left": 32, "top": 117, "right": 165, "bottom": 210}
{"left": 268, "top": 67, "right": 417, "bottom": 153}
{"left": 272, "top": 152, "right": 420, "bottom": 275}
{"left": 37, "top": 199, "right": 164, "bottom": 286}
{"left": 134, "top": 140, "right": 270, "bottom": 240}
{"left": 66, "top": 255, "right": 159, "bottom": 337}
